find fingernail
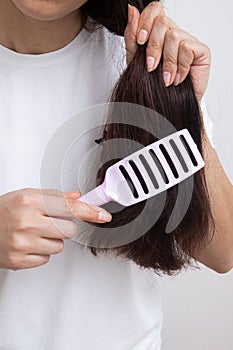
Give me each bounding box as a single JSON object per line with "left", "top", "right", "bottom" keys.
{"left": 137, "top": 29, "right": 148, "bottom": 45}
{"left": 174, "top": 72, "right": 181, "bottom": 86}
{"left": 147, "top": 56, "right": 155, "bottom": 72}
{"left": 98, "top": 211, "right": 112, "bottom": 222}
{"left": 163, "top": 71, "right": 171, "bottom": 87}
{"left": 128, "top": 4, "right": 133, "bottom": 24}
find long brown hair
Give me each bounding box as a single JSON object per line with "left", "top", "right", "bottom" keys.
{"left": 81, "top": 0, "right": 215, "bottom": 275}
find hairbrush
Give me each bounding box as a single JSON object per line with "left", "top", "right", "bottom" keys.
{"left": 78, "top": 129, "right": 204, "bottom": 206}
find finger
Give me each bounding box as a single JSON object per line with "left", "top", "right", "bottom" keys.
{"left": 39, "top": 216, "right": 78, "bottom": 239}
{"left": 29, "top": 238, "right": 65, "bottom": 256}
{"left": 162, "top": 29, "right": 181, "bottom": 86}
{"left": 41, "top": 195, "right": 112, "bottom": 223}
{"left": 162, "top": 29, "right": 195, "bottom": 86}
{"left": 11, "top": 253, "right": 50, "bottom": 270}
{"left": 176, "top": 40, "right": 211, "bottom": 85}
{"left": 146, "top": 15, "right": 173, "bottom": 72}
{"left": 24, "top": 254, "right": 51, "bottom": 269}
{"left": 136, "top": 1, "right": 165, "bottom": 45}
{"left": 175, "top": 40, "right": 195, "bottom": 86}
{"left": 124, "top": 5, "right": 140, "bottom": 64}
{"left": 40, "top": 195, "right": 112, "bottom": 223}
{"left": 69, "top": 200, "right": 112, "bottom": 223}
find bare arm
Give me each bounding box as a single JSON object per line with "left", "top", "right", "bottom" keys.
{"left": 193, "top": 128, "right": 233, "bottom": 273}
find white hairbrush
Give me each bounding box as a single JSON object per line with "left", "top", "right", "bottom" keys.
{"left": 78, "top": 129, "right": 204, "bottom": 206}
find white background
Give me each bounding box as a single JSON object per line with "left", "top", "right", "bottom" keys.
{"left": 161, "top": 1, "right": 233, "bottom": 349}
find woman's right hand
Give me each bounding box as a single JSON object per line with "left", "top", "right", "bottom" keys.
{"left": 0, "top": 188, "right": 112, "bottom": 271}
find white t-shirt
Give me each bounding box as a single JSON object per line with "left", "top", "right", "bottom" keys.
{"left": 0, "top": 23, "right": 214, "bottom": 350}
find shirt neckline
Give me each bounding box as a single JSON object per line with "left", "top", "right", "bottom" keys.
{"left": 0, "top": 25, "right": 93, "bottom": 68}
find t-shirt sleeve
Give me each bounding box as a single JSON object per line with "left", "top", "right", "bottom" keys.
{"left": 201, "top": 99, "right": 215, "bottom": 148}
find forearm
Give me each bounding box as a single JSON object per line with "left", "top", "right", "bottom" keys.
{"left": 194, "top": 127, "right": 233, "bottom": 273}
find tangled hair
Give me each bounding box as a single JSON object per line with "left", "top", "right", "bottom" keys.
{"left": 81, "top": 0, "right": 215, "bottom": 274}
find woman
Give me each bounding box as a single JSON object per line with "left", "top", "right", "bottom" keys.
{"left": 0, "top": 1, "right": 232, "bottom": 349}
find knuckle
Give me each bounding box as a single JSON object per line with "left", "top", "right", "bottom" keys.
{"left": 33, "top": 192, "right": 42, "bottom": 205}
{"left": 19, "top": 192, "right": 36, "bottom": 208}
{"left": 14, "top": 216, "right": 28, "bottom": 232}
{"left": 156, "top": 15, "right": 169, "bottom": 27}
{"left": 147, "top": 41, "right": 160, "bottom": 51}
{"left": 8, "top": 233, "right": 21, "bottom": 251}
{"left": 149, "top": 1, "right": 162, "bottom": 10}
{"left": 178, "top": 60, "right": 190, "bottom": 71}
{"left": 141, "top": 2, "right": 164, "bottom": 30}
{"left": 163, "top": 57, "right": 177, "bottom": 68}
{"left": 166, "top": 29, "right": 180, "bottom": 41}
{"left": 180, "top": 40, "right": 190, "bottom": 50}
{"left": 16, "top": 238, "right": 30, "bottom": 252}
{"left": 147, "top": 12, "right": 156, "bottom": 24}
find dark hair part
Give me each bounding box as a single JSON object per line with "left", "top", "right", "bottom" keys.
{"left": 82, "top": 0, "right": 215, "bottom": 275}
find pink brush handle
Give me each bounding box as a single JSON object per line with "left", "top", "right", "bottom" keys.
{"left": 78, "top": 185, "right": 111, "bottom": 206}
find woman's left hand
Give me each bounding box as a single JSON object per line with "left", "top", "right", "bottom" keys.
{"left": 124, "top": 2, "right": 211, "bottom": 103}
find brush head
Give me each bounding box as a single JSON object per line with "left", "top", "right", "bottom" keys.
{"left": 79, "top": 129, "right": 205, "bottom": 206}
